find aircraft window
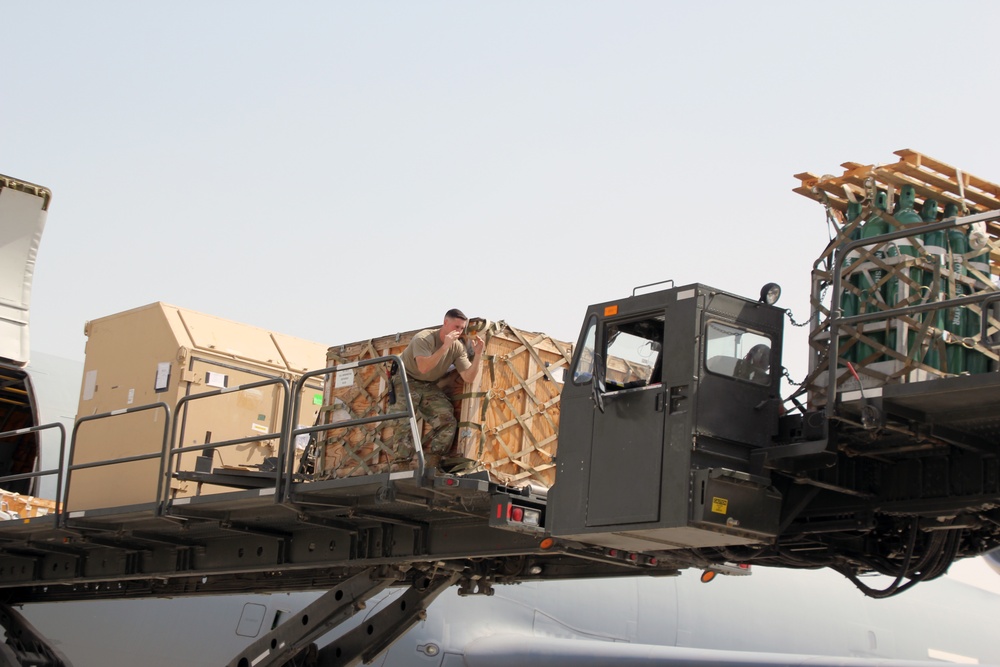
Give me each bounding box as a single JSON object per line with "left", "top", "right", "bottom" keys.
{"left": 235, "top": 602, "right": 267, "bottom": 637}
{"left": 603, "top": 316, "right": 664, "bottom": 391}
{"left": 705, "top": 321, "right": 772, "bottom": 386}
{"left": 572, "top": 316, "right": 597, "bottom": 384}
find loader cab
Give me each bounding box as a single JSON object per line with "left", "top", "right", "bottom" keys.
{"left": 550, "top": 282, "right": 785, "bottom": 553}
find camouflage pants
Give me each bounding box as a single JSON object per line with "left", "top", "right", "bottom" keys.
{"left": 388, "top": 374, "right": 457, "bottom": 459}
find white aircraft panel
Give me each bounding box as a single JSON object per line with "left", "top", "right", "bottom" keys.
{"left": 0, "top": 187, "right": 47, "bottom": 365}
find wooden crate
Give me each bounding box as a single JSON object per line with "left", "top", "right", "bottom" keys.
{"left": 794, "top": 150, "right": 1000, "bottom": 406}
{"left": 0, "top": 489, "right": 58, "bottom": 519}
{"left": 795, "top": 148, "right": 1000, "bottom": 269}
{"left": 319, "top": 321, "right": 573, "bottom": 487}
{"left": 453, "top": 323, "right": 571, "bottom": 487}
{"left": 320, "top": 332, "right": 419, "bottom": 478}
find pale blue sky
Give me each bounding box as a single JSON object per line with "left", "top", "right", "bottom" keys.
{"left": 4, "top": 0, "right": 1000, "bottom": 391}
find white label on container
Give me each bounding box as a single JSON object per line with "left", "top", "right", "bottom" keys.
{"left": 251, "top": 422, "right": 269, "bottom": 434}
{"left": 335, "top": 369, "right": 355, "bottom": 389}
{"left": 82, "top": 370, "right": 98, "bottom": 401}
{"left": 127, "top": 388, "right": 135, "bottom": 405}
{"left": 155, "top": 362, "right": 171, "bottom": 391}
{"left": 206, "top": 371, "right": 228, "bottom": 388}
{"left": 294, "top": 432, "right": 310, "bottom": 451}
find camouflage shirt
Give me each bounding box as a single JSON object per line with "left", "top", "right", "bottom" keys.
{"left": 400, "top": 328, "right": 471, "bottom": 382}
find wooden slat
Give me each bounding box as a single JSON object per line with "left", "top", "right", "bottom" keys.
{"left": 895, "top": 149, "right": 1000, "bottom": 200}
{"left": 870, "top": 168, "right": 973, "bottom": 212}
{"left": 797, "top": 152, "right": 1000, "bottom": 275}
{"left": 886, "top": 161, "right": 1000, "bottom": 211}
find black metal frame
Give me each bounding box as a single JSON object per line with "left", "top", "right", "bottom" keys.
{"left": 825, "top": 209, "right": 1000, "bottom": 416}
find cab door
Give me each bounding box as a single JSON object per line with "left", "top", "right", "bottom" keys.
{"left": 585, "top": 313, "right": 666, "bottom": 527}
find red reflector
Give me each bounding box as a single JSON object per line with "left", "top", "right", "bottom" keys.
{"left": 608, "top": 549, "right": 618, "bottom": 557}
{"left": 511, "top": 507, "right": 525, "bottom": 522}
{"left": 649, "top": 557, "right": 658, "bottom": 566}
{"left": 496, "top": 504, "right": 503, "bottom": 519}
{"left": 628, "top": 553, "right": 638, "bottom": 562}
{"left": 445, "top": 479, "right": 456, "bottom": 486}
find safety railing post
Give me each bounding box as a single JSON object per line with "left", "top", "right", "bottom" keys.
{"left": 163, "top": 377, "right": 290, "bottom": 508}
{"left": 0, "top": 422, "right": 67, "bottom": 527}
{"left": 64, "top": 402, "right": 172, "bottom": 520}
{"left": 283, "top": 355, "right": 422, "bottom": 504}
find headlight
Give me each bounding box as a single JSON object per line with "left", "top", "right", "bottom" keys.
{"left": 759, "top": 283, "right": 782, "bottom": 305}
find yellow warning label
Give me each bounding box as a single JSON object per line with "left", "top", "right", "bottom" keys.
{"left": 711, "top": 497, "right": 729, "bottom": 515}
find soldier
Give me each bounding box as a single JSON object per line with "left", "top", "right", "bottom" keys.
{"left": 390, "top": 309, "right": 485, "bottom": 469}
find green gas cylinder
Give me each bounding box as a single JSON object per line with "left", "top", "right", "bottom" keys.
{"left": 945, "top": 203, "right": 969, "bottom": 374}
{"left": 920, "top": 199, "right": 945, "bottom": 370}
{"left": 839, "top": 201, "right": 864, "bottom": 363}
{"left": 887, "top": 185, "right": 925, "bottom": 302}
{"left": 966, "top": 221, "right": 991, "bottom": 374}
{"left": 855, "top": 190, "right": 890, "bottom": 364}
{"left": 885, "top": 186, "right": 925, "bottom": 359}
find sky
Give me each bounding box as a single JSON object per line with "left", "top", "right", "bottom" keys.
{"left": 4, "top": 0, "right": 999, "bottom": 380}
{"left": 3, "top": 0, "right": 1000, "bottom": 612}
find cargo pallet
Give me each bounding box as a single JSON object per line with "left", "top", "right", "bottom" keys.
{"left": 794, "top": 150, "right": 1000, "bottom": 403}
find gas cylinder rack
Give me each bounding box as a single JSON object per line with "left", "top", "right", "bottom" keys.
{"left": 793, "top": 149, "right": 1000, "bottom": 407}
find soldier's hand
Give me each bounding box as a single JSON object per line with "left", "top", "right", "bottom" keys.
{"left": 472, "top": 335, "right": 485, "bottom": 355}
{"left": 443, "top": 329, "right": 463, "bottom": 345}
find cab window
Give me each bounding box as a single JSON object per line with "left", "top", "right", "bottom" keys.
{"left": 704, "top": 321, "right": 772, "bottom": 386}
{"left": 604, "top": 316, "right": 664, "bottom": 391}
{"left": 572, "top": 316, "right": 597, "bottom": 384}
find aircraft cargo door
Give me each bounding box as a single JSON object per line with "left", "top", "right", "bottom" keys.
{"left": 586, "top": 315, "right": 665, "bottom": 527}
{"left": 0, "top": 178, "right": 49, "bottom": 366}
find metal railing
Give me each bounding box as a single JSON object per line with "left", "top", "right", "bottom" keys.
{"left": 0, "top": 355, "right": 423, "bottom": 523}
{"left": 163, "top": 377, "right": 291, "bottom": 506}
{"left": 0, "top": 422, "right": 67, "bottom": 526}
{"left": 826, "top": 209, "right": 1000, "bottom": 416}
{"left": 284, "top": 355, "right": 422, "bottom": 502}
{"left": 64, "top": 402, "right": 172, "bottom": 520}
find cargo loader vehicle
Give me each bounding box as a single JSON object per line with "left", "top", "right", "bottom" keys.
{"left": 3, "top": 150, "right": 1000, "bottom": 666}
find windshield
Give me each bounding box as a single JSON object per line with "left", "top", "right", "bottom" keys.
{"left": 704, "top": 321, "right": 772, "bottom": 386}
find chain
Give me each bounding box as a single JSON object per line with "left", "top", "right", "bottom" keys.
{"left": 784, "top": 308, "right": 810, "bottom": 328}
{"left": 780, "top": 366, "right": 805, "bottom": 387}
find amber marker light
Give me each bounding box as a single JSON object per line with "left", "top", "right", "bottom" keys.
{"left": 700, "top": 570, "right": 717, "bottom": 583}
{"left": 604, "top": 305, "right": 618, "bottom": 317}
{"left": 539, "top": 538, "right": 555, "bottom": 550}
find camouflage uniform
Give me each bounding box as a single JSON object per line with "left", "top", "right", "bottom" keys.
{"left": 388, "top": 373, "right": 457, "bottom": 460}
{"left": 388, "top": 327, "right": 472, "bottom": 463}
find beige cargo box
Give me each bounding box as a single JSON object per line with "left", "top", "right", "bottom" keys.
{"left": 68, "top": 303, "right": 327, "bottom": 511}
{"left": 321, "top": 321, "right": 573, "bottom": 487}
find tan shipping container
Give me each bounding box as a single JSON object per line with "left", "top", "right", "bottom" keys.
{"left": 69, "top": 303, "right": 327, "bottom": 512}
